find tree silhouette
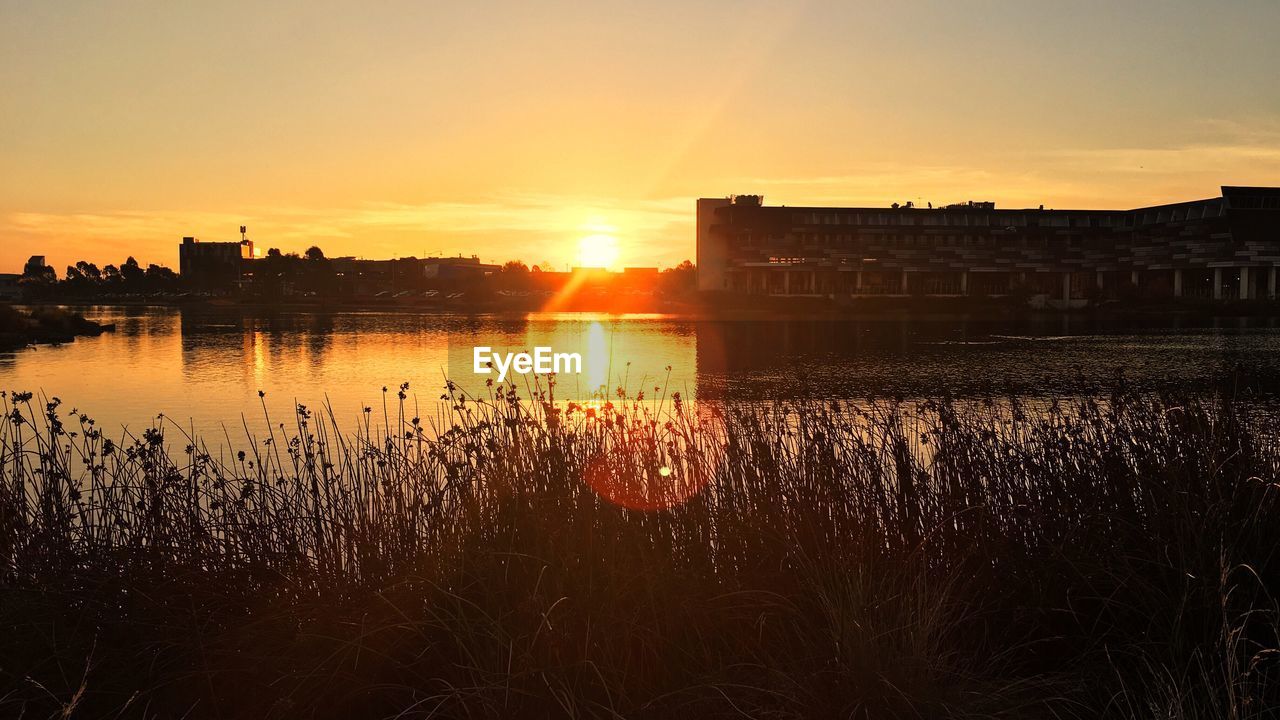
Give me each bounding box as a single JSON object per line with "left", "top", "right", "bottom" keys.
{"left": 659, "top": 260, "right": 696, "bottom": 295}
{"left": 76, "top": 261, "right": 102, "bottom": 282}
{"left": 120, "top": 257, "right": 144, "bottom": 283}
{"left": 21, "top": 258, "right": 55, "bottom": 283}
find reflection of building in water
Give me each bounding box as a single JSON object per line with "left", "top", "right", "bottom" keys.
{"left": 179, "top": 310, "right": 333, "bottom": 385}
{"left": 698, "top": 187, "right": 1280, "bottom": 306}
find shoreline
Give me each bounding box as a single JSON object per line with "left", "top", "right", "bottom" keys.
{"left": 14, "top": 293, "right": 1280, "bottom": 322}
{"left": 0, "top": 305, "right": 114, "bottom": 351}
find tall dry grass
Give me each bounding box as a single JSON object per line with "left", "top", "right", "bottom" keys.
{"left": 0, "top": 383, "right": 1277, "bottom": 718}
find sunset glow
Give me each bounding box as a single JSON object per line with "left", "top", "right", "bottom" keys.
{"left": 576, "top": 233, "right": 620, "bottom": 269}
{"left": 2, "top": 1, "right": 1279, "bottom": 274}
{"left": 4, "top": 3, "right": 1280, "bottom": 716}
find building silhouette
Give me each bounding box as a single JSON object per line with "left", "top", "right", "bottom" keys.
{"left": 179, "top": 236, "right": 254, "bottom": 290}
{"left": 697, "top": 187, "right": 1280, "bottom": 305}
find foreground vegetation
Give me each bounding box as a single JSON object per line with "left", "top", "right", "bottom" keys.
{"left": 0, "top": 384, "right": 1277, "bottom": 718}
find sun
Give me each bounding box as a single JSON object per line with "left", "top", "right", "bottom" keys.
{"left": 576, "top": 233, "right": 620, "bottom": 269}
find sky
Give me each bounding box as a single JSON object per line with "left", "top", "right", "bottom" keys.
{"left": 3, "top": 0, "right": 1280, "bottom": 274}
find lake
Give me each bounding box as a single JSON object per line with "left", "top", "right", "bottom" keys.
{"left": 4, "top": 305, "right": 1280, "bottom": 437}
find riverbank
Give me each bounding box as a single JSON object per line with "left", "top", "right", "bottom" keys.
{"left": 22, "top": 291, "right": 1280, "bottom": 321}
{"left": 0, "top": 304, "right": 113, "bottom": 350}
{"left": 0, "top": 386, "right": 1276, "bottom": 718}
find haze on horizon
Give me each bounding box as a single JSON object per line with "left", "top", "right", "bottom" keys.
{"left": 3, "top": 0, "right": 1279, "bottom": 274}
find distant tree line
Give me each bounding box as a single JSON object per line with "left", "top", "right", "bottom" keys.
{"left": 244, "top": 249, "right": 697, "bottom": 299}
{"left": 660, "top": 260, "right": 696, "bottom": 295}
{"left": 494, "top": 258, "right": 696, "bottom": 295}
{"left": 13, "top": 249, "right": 697, "bottom": 301}
{"left": 18, "top": 256, "right": 180, "bottom": 299}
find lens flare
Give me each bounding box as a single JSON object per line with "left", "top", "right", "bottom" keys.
{"left": 582, "top": 451, "right": 708, "bottom": 511}
{"left": 576, "top": 233, "right": 619, "bottom": 269}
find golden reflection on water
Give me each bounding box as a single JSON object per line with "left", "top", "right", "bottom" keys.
{"left": 4, "top": 306, "right": 1278, "bottom": 443}
{"left": 0, "top": 307, "right": 704, "bottom": 436}
{"left": 585, "top": 321, "right": 609, "bottom": 393}
{"left": 252, "top": 328, "right": 265, "bottom": 386}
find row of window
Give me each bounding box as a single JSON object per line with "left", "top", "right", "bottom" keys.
{"left": 785, "top": 202, "right": 1226, "bottom": 229}
{"left": 1138, "top": 202, "right": 1225, "bottom": 224}
{"left": 743, "top": 233, "right": 1014, "bottom": 246}
{"left": 741, "top": 233, "right": 1140, "bottom": 250}
{"left": 1229, "top": 196, "right": 1280, "bottom": 210}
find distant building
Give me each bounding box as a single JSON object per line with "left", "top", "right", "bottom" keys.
{"left": 518, "top": 266, "right": 659, "bottom": 295}
{"left": 422, "top": 256, "right": 499, "bottom": 282}
{"left": 697, "top": 186, "right": 1280, "bottom": 305}
{"left": 530, "top": 269, "right": 572, "bottom": 293}
{"left": 619, "top": 267, "right": 659, "bottom": 291}
{"left": 179, "top": 236, "right": 254, "bottom": 290}
{"left": 329, "top": 257, "right": 394, "bottom": 296}
{"left": 0, "top": 273, "right": 20, "bottom": 301}
{"left": 569, "top": 267, "right": 613, "bottom": 282}
{"left": 326, "top": 256, "right": 498, "bottom": 296}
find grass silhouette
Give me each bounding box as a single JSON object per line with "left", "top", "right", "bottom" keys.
{"left": 1, "top": 382, "right": 1277, "bottom": 718}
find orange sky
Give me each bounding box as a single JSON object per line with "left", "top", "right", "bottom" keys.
{"left": 3, "top": 0, "right": 1280, "bottom": 274}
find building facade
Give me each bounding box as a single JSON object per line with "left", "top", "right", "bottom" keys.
{"left": 0, "top": 273, "right": 20, "bottom": 301}
{"left": 179, "top": 237, "right": 254, "bottom": 290}
{"left": 697, "top": 187, "right": 1280, "bottom": 304}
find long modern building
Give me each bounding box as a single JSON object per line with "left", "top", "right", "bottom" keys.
{"left": 697, "top": 187, "right": 1280, "bottom": 305}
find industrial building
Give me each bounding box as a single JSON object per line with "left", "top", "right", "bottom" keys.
{"left": 179, "top": 236, "right": 255, "bottom": 290}
{"left": 697, "top": 187, "right": 1280, "bottom": 306}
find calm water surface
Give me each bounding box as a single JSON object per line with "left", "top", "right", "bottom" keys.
{"left": 4, "top": 305, "right": 1280, "bottom": 435}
